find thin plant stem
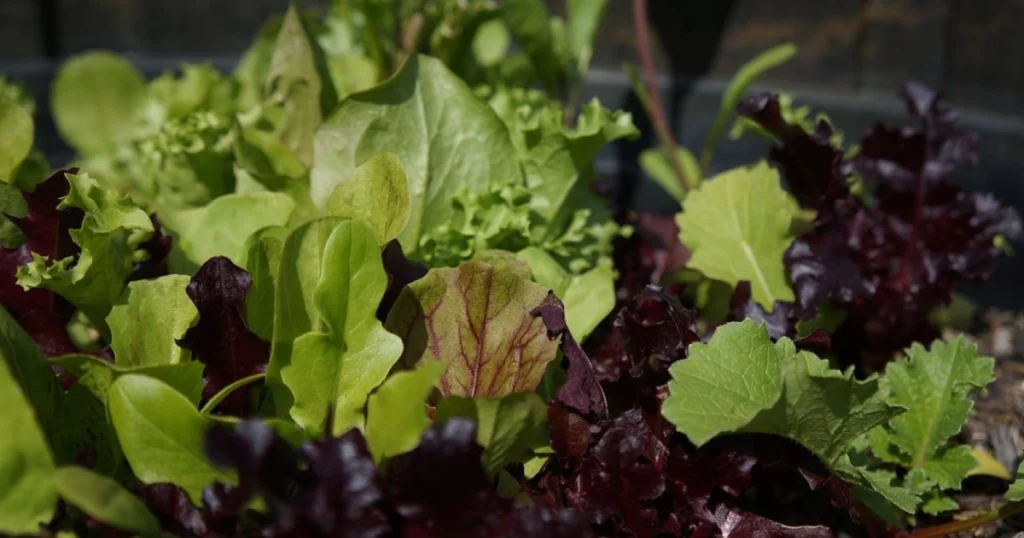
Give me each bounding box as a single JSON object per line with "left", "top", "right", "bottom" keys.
{"left": 631, "top": 0, "right": 692, "bottom": 192}
{"left": 902, "top": 500, "right": 1024, "bottom": 538}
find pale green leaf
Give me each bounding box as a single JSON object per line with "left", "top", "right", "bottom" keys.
{"left": 435, "top": 391, "right": 548, "bottom": 476}
{"left": 325, "top": 152, "right": 411, "bottom": 246}
{"left": 701, "top": 43, "right": 796, "bottom": 170}
{"left": 266, "top": 4, "right": 338, "bottom": 167}
{"left": 106, "top": 276, "right": 197, "bottom": 368}
{"left": 50, "top": 51, "right": 148, "bottom": 155}
{"left": 265, "top": 217, "right": 350, "bottom": 415}
{"left": 161, "top": 191, "right": 296, "bottom": 269}
{"left": 566, "top": 0, "right": 610, "bottom": 75}
{"left": 241, "top": 226, "right": 288, "bottom": 341}
{"left": 53, "top": 466, "right": 160, "bottom": 536}
{"left": 663, "top": 320, "right": 783, "bottom": 446}
{"left": 310, "top": 55, "right": 521, "bottom": 256}
{"left": 677, "top": 161, "right": 797, "bottom": 310}
{"left": 0, "top": 349, "right": 57, "bottom": 534}
{"left": 384, "top": 260, "right": 559, "bottom": 398}
{"left": 365, "top": 362, "right": 446, "bottom": 463}
{"left": 0, "top": 98, "right": 33, "bottom": 184}
{"left": 1008, "top": 463, "right": 1024, "bottom": 501}
{"left": 108, "top": 374, "right": 234, "bottom": 502}
{"left": 517, "top": 246, "right": 614, "bottom": 340}
{"left": 472, "top": 19, "right": 511, "bottom": 67}
{"left": 281, "top": 221, "right": 403, "bottom": 436}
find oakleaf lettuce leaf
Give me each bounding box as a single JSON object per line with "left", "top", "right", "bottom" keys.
{"left": 384, "top": 260, "right": 558, "bottom": 398}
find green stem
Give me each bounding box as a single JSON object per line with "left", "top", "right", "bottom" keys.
{"left": 631, "top": 0, "right": 691, "bottom": 192}
{"left": 902, "top": 501, "right": 1024, "bottom": 538}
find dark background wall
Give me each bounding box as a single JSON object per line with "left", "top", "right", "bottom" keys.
{"left": 3, "top": 0, "right": 1024, "bottom": 307}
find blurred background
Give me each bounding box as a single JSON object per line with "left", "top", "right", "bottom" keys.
{"left": 2, "top": 0, "right": 1024, "bottom": 306}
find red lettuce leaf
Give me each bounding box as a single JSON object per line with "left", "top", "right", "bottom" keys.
{"left": 177, "top": 256, "right": 269, "bottom": 415}
{"left": 530, "top": 292, "right": 608, "bottom": 417}
{"left": 0, "top": 168, "right": 81, "bottom": 358}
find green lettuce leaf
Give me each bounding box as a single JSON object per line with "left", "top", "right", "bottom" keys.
{"left": 161, "top": 191, "right": 296, "bottom": 271}
{"left": 866, "top": 337, "right": 994, "bottom": 511}
{"left": 0, "top": 342, "right": 57, "bottom": 534}
{"left": 106, "top": 276, "right": 198, "bottom": 368}
{"left": 365, "top": 362, "right": 446, "bottom": 463}
{"left": 50, "top": 51, "right": 148, "bottom": 156}
{"left": 384, "top": 260, "right": 558, "bottom": 398}
{"left": 325, "top": 151, "right": 411, "bottom": 246}
{"left": 17, "top": 172, "right": 154, "bottom": 334}
{"left": 517, "top": 246, "right": 613, "bottom": 340}
{"left": 53, "top": 466, "right": 160, "bottom": 536}
{"left": 0, "top": 97, "right": 33, "bottom": 185}
{"left": 310, "top": 54, "right": 521, "bottom": 256}
{"left": 55, "top": 355, "right": 205, "bottom": 408}
{"left": 677, "top": 161, "right": 798, "bottom": 310}
{"left": 108, "top": 374, "right": 235, "bottom": 502}
{"left": 435, "top": 391, "right": 548, "bottom": 476}
{"left": 280, "top": 220, "right": 403, "bottom": 436}
{"left": 265, "top": 4, "right": 339, "bottom": 167}
{"left": 241, "top": 226, "right": 288, "bottom": 341}
{"left": 1008, "top": 464, "right": 1024, "bottom": 501}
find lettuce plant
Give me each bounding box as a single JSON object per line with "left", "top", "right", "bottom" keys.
{"left": 1, "top": 2, "right": 1023, "bottom": 537}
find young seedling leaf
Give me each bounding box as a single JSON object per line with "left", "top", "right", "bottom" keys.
{"left": 435, "top": 391, "right": 548, "bottom": 476}
{"left": 280, "top": 220, "right": 403, "bottom": 435}
{"left": 365, "top": 361, "right": 446, "bottom": 463}
{"left": 106, "top": 275, "right": 197, "bottom": 368}
{"left": 325, "top": 151, "right": 411, "bottom": 246}
{"left": 108, "top": 374, "right": 235, "bottom": 503}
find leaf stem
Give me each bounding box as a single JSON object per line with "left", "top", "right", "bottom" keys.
{"left": 902, "top": 501, "right": 1024, "bottom": 538}
{"left": 631, "top": 0, "right": 692, "bottom": 192}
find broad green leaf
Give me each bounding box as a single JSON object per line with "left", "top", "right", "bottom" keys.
{"left": 17, "top": 173, "right": 154, "bottom": 333}
{"left": 281, "top": 221, "right": 403, "bottom": 435}
{"left": 310, "top": 55, "right": 521, "bottom": 255}
{"left": 108, "top": 374, "right": 234, "bottom": 502}
{"left": 517, "top": 246, "right": 614, "bottom": 340}
{"left": 701, "top": 43, "right": 796, "bottom": 170}
{"left": 0, "top": 351, "right": 57, "bottom": 534}
{"left": 55, "top": 354, "right": 205, "bottom": 407}
{"left": 365, "top": 362, "right": 446, "bottom": 463}
{"left": 869, "top": 337, "right": 993, "bottom": 492}
{"left": 384, "top": 260, "right": 559, "bottom": 398}
{"left": 677, "top": 161, "right": 797, "bottom": 310}
{"left": 966, "top": 446, "right": 1011, "bottom": 480}
{"left": 161, "top": 191, "right": 296, "bottom": 269}
{"left": 265, "top": 217, "right": 349, "bottom": 415}
{"left": 472, "top": 19, "right": 511, "bottom": 67}
{"left": 435, "top": 391, "right": 548, "bottom": 476}
{"left": 50, "top": 51, "right": 147, "bottom": 155}
{"left": 0, "top": 98, "right": 33, "bottom": 184}
{"left": 325, "top": 152, "right": 411, "bottom": 246}
{"left": 0, "top": 307, "right": 62, "bottom": 448}
{"left": 640, "top": 146, "right": 701, "bottom": 203}
{"left": 663, "top": 320, "right": 783, "bottom": 446}
{"left": 566, "top": 0, "right": 610, "bottom": 75}
{"left": 265, "top": 4, "right": 338, "bottom": 167}
{"left": 241, "top": 226, "right": 288, "bottom": 341}
{"left": 743, "top": 338, "right": 901, "bottom": 467}
{"left": 53, "top": 466, "right": 160, "bottom": 536}
{"left": 106, "top": 276, "right": 197, "bottom": 368}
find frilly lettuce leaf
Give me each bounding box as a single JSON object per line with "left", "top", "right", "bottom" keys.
{"left": 16, "top": 173, "right": 154, "bottom": 334}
